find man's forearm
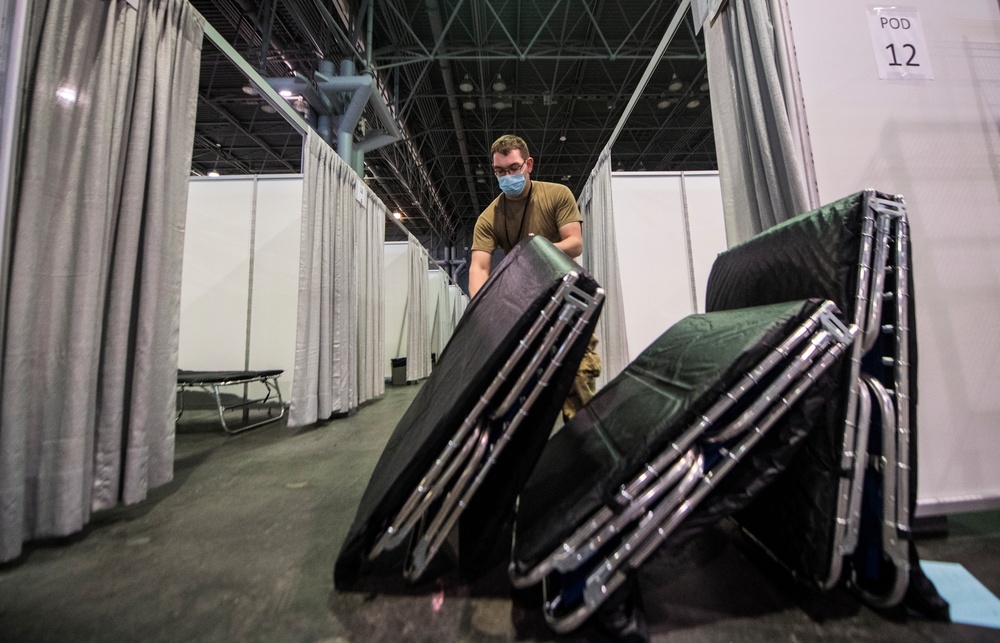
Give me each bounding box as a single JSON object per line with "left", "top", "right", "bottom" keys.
{"left": 469, "top": 265, "right": 488, "bottom": 298}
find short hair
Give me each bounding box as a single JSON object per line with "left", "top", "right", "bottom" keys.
{"left": 491, "top": 134, "right": 529, "bottom": 160}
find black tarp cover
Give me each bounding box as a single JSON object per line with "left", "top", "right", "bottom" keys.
{"left": 512, "top": 299, "right": 838, "bottom": 572}
{"left": 335, "top": 236, "right": 601, "bottom": 589}
{"left": 704, "top": 190, "right": 921, "bottom": 591}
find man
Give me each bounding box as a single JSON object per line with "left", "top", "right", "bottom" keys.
{"left": 469, "top": 134, "right": 583, "bottom": 298}
{"left": 470, "top": 134, "right": 597, "bottom": 422}
{"left": 471, "top": 135, "right": 646, "bottom": 642}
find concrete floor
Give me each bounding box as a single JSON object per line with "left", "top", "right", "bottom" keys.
{"left": 1, "top": 383, "right": 998, "bottom": 642}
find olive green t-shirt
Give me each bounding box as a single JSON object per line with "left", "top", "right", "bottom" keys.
{"left": 471, "top": 180, "right": 582, "bottom": 254}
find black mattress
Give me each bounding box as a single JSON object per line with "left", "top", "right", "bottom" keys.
{"left": 177, "top": 369, "right": 283, "bottom": 384}
{"left": 335, "top": 236, "right": 602, "bottom": 588}
{"left": 512, "top": 299, "right": 841, "bottom": 572}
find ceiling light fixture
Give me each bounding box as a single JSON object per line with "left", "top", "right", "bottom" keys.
{"left": 392, "top": 211, "right": 402, "bottom": 220}
{"left": 261, "top": 103, "right": 276, "bottom": 113}
{"left": 459, "top": 74, "right": 474, "bottom": 92}
{"left": 559, "top": 135, "right": 567, "bottom": 142}
{"left": 686, "top": 99, "right": 701, "bottom": 109}
{"left": 492, "top": 98, "right": 507, "bottom": 110}
{"left": 279, "top": 89, "right": 293, "bottom": 98}
{"left": 700, "top": 81, "right": 710, "bottom": 92}
{"left": 208, "top": 170, "right": 220, "bottom": 177}
{"left": 657, "top": 98, "right": 672, "bottom": 109}
{"left": 462, "top": 98, "right": 476, "bottom": 110}
{"left": 241, "top": 84, "right": 257, "bottom": 95}
{"left": 668, "top": 73, "right": 683, "bottom": 92}
{"left": 492, "top": 74, "right": 506, "bottom": 92}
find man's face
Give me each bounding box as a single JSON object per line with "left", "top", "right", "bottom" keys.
{"left": 492, "top": 150, "right": 533, "bottom": 179}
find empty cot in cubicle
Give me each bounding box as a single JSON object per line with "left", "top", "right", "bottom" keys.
{"left": 704, "top": 189, "right": 944, "bottom": 613}
{"left": 509, "top": 298, "right": 857, "bottom": 632}
{"left": 176, "top": 369, "right": 285, "bottom": 434}
{"left": 334, "top": 236, "right": 604, "bottom": 588}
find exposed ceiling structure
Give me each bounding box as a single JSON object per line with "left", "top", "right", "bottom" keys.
{"left": 189, "top": 0, "right": 715, "bottom": 252}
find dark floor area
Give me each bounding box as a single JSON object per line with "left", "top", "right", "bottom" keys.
{"left": 1, "top": 383, "right": 998, "bottom": 642}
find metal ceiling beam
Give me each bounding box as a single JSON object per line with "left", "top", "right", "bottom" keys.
{"left": 426, "top": 0, "right": 480, "bottom": 215}
{"left": 197, "top": 93, "right": 298, "bottom": 172}
{"left": 605, "top": 0, "right": 691, "bottom": 151}
{"left": 372, "top": 51, "right": 702, "bottom": 71}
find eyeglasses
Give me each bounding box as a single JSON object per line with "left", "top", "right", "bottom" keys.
{"left": 493, "top": 161, "right": 525, "bottom": 177}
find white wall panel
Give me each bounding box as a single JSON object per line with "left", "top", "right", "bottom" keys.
{"left": 683, "top": 173, "right": 729, "bottom": 311}
{"left": 611, "top": 172, "right": 727, "bottom": 362}
{"left": 784, "top": 0, "right": 1000, "bottom": 512}
{"left": 384, "top": 241, "right": 409, "bottom": 378}
{"left": 180, "top": 178, "right": 254, "bottom": 371}
{"left": 248, "top": 177, "right": 302, "bottom": 391}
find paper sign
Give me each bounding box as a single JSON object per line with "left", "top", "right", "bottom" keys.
{"left": 355, "top": 179, "right": 366, "bottom": 204}
{"left": 868, "top": 6, "right": 934, "bottom": 80}
{"left": 922, "top": 561, "right": 1000, "bottom": 629}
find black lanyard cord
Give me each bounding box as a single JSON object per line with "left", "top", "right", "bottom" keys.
{"left": 500, "top": 183, "right": 533, "bottom": 251}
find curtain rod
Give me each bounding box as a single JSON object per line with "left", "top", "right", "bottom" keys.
{"left": 197, "top": 12, "right": 310, "bottom": 136}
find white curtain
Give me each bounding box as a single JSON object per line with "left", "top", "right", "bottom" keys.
{"left": 356, "top": 188, "right": 385, "bottom": 405}
{"left": 704, "top": 0, "right": 814, "bottom": 245}
{"left": 578, "top": 147, "right": 629, "bottom": 387}
{"left": 448, "top": 284, "right": 461, "bottom": 331}
{"left": 0, "top": 0, "right": 202, "bottom": 562}
{"left": 289, "top": 132, "right": 359, "bottom": 426}
{"left": 430, "top": 270, "right": 455, "bottom": 361}
{"left": 405, "top": 236, "right": 432, "bottom": 381}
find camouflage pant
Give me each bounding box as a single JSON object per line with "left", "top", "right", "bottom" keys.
{"left": 562, "top": 334, "right": 601, "bottom": 421}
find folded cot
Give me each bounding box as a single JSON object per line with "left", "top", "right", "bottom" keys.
{"left": 509, "top": 298, "right": 856, "bottom": 632}
{"left": 705, "top": 189, "right": 939, "bottom": 611}
{"left": 334, "top": 236, "right": 604, "bottom": 588}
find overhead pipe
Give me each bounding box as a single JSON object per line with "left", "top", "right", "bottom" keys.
{"left": 264, "top": 1, "right": 457, "bottom": 243}
{"left": 266, "top": 57, "right": 402, "bottom": 165}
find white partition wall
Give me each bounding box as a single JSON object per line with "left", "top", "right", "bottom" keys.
{"left": 780, "top": 0, "right": 1000, "bottom": 514}
{"left": 248, "top": 178, "right": 304, "bottom": 384}
{"left": 611, "top": 171, "right": 728, "bottom": 361}
{"left": 384, "top": 241, "right": 409, "bottom": 379}
{"left": 180, "top": 178, "right": 255, "bottom": 371}
{"left": 180, "top": 176, "right": 302, "bottom": 391}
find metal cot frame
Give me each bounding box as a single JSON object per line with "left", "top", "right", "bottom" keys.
{"left": 367, "top": 273, "right": 605, "bottom": 582}
{"left": 817, "top": 191, "right": 913, "bottom": 605}
{"left": 176, "top": 369, "right": 285, "bottom": 435}
{"left": 509, "top": 301, "right": 858, "bottom": 633}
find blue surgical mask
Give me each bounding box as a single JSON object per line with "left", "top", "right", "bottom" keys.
{"left": 498, "top": 171, "right": 526, "bottom": 197}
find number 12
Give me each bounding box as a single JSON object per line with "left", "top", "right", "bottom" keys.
{"left": 886, "top": 43, "right": 920, "bottom": 67}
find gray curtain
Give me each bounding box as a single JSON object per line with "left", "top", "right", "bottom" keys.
{"left": 705, "top": 0, "right": 812, "bottom": 245}
{"left": 405, "top": 236, "right": 431, "bottom": 381}
{"left": 0, "top": 0, "right": 26, "bottom": 277}
{"left": 0, "top": 0, "right": 202, "bottom": 563}
{"left": 578, "top": 147, "right": 629, "bottom": 387}
{"left": 357, "top": 188, "right": 385, "bottom": 405}
{"left": 290, "top": 132, "right": 360, "bottom": 426}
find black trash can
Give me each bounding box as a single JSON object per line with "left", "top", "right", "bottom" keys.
{"left": 391, "top": 357, "right": 407, "bottom": 386}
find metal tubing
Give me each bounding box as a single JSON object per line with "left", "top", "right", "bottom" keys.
{"left": 545, "top": 336, "right": 851, "bottom": 633}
